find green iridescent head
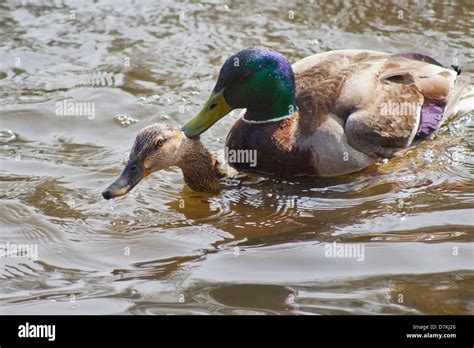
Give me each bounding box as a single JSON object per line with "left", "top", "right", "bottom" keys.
{"left": 182, "top": 47, "right": 296, "bottom": 137}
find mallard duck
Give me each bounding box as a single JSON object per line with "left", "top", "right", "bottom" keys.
{"left": 181, "top": 47, "right": 473, "bottom": 177}
{"left": 102, "top": 124, "right": 223, "bottom": 199}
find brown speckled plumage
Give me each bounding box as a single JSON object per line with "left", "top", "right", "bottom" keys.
{"left": 179, "top": 139, "right": 223, "bottom": 192}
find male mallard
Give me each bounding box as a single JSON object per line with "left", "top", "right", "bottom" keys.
{"left": 182, "top": 47, "right": 473, "bottom": 177}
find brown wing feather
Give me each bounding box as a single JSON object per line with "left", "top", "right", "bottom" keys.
{"left": 343, "top": 55, "right": 458, "bottom": 157}
{"left": 295, "top": 69, "right": 350, "bottom": 133}
{"left": 293, "top": 52, "right": 376, "bottom": 135}
{"left": 345, "top": 83, "right": 423, "bottom": 157}
{"left": 379, "top": 56, "right": 456, "bottom": 102}
{"left": 291, "top": 50, "right": 462, "bottom": 159}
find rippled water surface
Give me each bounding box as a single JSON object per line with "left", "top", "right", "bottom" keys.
{"left": 1, "top": 0, "right": 473, "bottom": 315}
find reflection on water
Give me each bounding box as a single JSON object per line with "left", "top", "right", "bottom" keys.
{"left": 0, "top": 0, "right": 473, "bottom": 315}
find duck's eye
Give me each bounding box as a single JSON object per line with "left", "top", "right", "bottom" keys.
{"left": 209, "top": 103, "right": 217, "bottom": 110}
{"left": 156, "top": 138, "right": 165, "bottom": 147}
{"left": 130, "top": 165, "right": 137, "bottom": 172}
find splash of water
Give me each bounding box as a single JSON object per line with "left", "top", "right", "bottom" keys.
{"left": 108, "top": 199, "right": 115, "bottom": 211}
{"left": 0, "top": 129, "right": 16, "bottom": 142}
{"left": 114, "top": 114, "right": 138, "bottom": 127}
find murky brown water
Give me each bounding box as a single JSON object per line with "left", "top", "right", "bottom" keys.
{"left": 1, "top": 0, "right": 473, "bottom": 315}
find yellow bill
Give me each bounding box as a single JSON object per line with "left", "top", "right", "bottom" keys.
{"left": 181, "top": 89, "right": 231, "bottom": 138}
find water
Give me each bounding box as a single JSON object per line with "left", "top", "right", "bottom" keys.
{"left": 1, "top": 0, "right": 473, "bottom": 315}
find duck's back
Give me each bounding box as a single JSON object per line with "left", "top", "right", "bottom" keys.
{"left": 292, "top": 49, "right": 471, "bottom": 176}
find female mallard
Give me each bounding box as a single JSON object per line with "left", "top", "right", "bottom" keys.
{"left": 181, "top": 47, "right": 473, "bottom": 177}
{"left": 102, "top": 124, "right": 224, "bottom": 199}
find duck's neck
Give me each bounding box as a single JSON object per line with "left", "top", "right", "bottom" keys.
{"left": 244, "top": 68, "right": 297, "bottom": 122}
{"left": 178, "top": 139, "right": 222, "bottom": 192}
